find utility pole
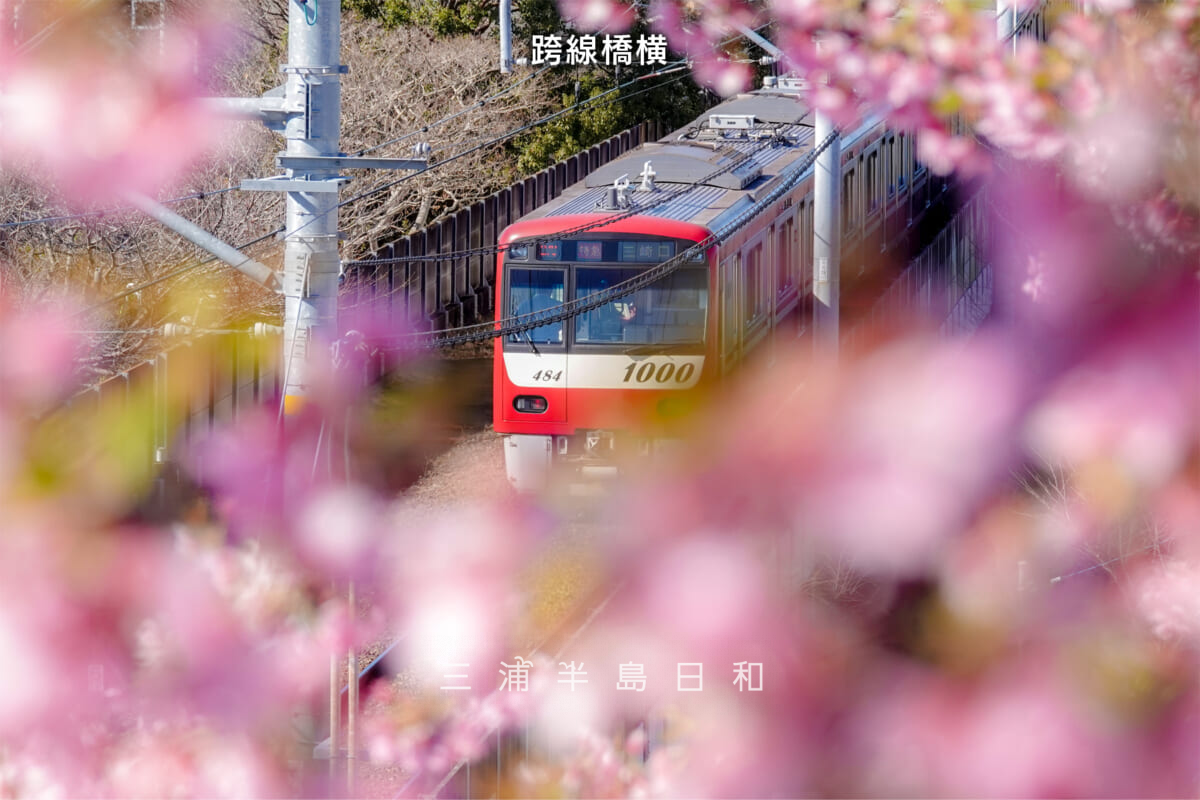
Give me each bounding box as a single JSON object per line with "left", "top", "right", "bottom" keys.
{"left": 500, "top": 0, "right": 513, "bottom": 73}
{"left": 812, "top": 109, "right": 841, "bottom": 354}
{"left": 207, "top": 0, "right": 425, "bottom": 415}
{"left": 997, "top": 0, "right": 1016, "bottom": 52}
{"left": 241, "top": 0, "right": 346, "bottom": 416}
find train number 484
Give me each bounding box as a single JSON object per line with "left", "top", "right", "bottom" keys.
{"left": 531, "top": 370, "right": 563, "bottom": 382}
{"left": 622, "top": 361, "right": 696, "bottom": 384}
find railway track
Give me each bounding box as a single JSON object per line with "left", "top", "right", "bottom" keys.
{"left": 312, "top": 397, "right": 629, "bottom": 798}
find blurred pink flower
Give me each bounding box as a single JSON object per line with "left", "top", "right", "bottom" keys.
{"left": 844, "top": 661, "right": 1118, "bottom": 797}
{"left": 635, "top": 537, "right": 770, "bottom": 654}
{"left": 917, "top": 127, "right": 990, "bottom": 176}
{"left": 0, "top": 298, "right": 82, "bottom": 411}
{"left": 296, "top": 485, "right": 387, "bottom": 582}
{"left": 1, "top": 25, "right": 223, "bottom": 205}
{"left": 790, "top": 336, "right": 1023, "bottom": 575}
{"left": 1023, "top": 273, "right": 1199, "bottom": 487}
{"left": 559, "top": 0, "right": 635, "bottom": 31}
{"left": 1067, "top": 104, "right": 1161, "bottom": 202}
{"left": 104, "top": 726, "right": 286, "bottom": 799}
{"left": 1133, "top": 560, "right": 1200, "bottom": 643}
{"left": 691, "top": 56, "right": 753, "bottom": 98}
{"left": 392, "top": 505, "right": 534, "bottom": 694}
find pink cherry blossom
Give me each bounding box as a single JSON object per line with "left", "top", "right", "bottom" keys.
{"left": 1, "top": 22, "right": 224, "bottom": 205}
{"left": 559, "top": 0, "right": 636, "bottom": 32}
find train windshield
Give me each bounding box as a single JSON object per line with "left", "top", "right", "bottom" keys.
{"left": 507, "top": 268, "right": 565, "bottom": 344}
{"left": 573, "top": 267, "right": 707, "bottom": 346}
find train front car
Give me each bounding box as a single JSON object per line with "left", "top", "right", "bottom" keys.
{"left": 494, "top": 216, "right": 714, "bottom": 492}
{"left": 492, "top": 82, "right": 860, "bottom": 492}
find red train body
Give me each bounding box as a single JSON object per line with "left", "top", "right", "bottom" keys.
{"left": 493, "top": 78, "right": 934, "bottom": 490}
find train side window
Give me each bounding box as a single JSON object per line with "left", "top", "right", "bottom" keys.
{"left": 799, "top": 201, "right": 812, "bottom": 292}
{"left": 886, "top": 136, "right": 896, "bottom": 197}
{"left": 722, "top": 254, "right": 740, "bottom": 355}
{"left": 506, "top": 267, "right": 564, "bottom": 344}
{"left": 841, "top": 167, "right": 858, "bottom": 236}
{"left": 866, "top": 151, "right": 880, "bottom": 213}
{"left": 777, "top": 216, "right": 795, "bottom": 295}
{"left": 743, "top": 242, "right": 766, "bottom": 323}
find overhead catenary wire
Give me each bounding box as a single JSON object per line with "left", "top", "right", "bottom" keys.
{"left": 76, "top": 67, "right": 685, "bottom": 316}
{"left": 73, "top": 21, "right": 777, "bottom": 317}
{"left": 332, "top": 58, "right": 692, "bottom": 216}
{"left": 0, "top": 186, "right": 242, "bottom": 230}
{"left": 7, "top": 64, "right": 555, "bottom": 230}
{"left": 7, "top": 48, "right": 549, "bottom": 231}
{"left": 349, "top": 67, "right": 693, "bottom": 178}
{"left": 74, "top": 227, "right": 283, "bottom": 315}
{"left": 1049, "top": 539, "right": 1169, "bottom": 585}
{"left": 349, "top": 2, "right": 685, "bottom": 158}
{"left": 1002, "top": 0, "right": 1046, "bottom": 42}
{"left": 341, "top": 72, "right": 698, "bottom": 269}
{"left": 340, "top": 118, "right": 804, "bottom": 306}
{"left": 379, "top": 127, "right": 840, "bottom": 351}
{"left": 353, "top": 63, "right": 557, "bottom": 158}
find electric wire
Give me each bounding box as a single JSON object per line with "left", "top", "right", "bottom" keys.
{"left": 341, "top": 71, "right": 697, "bottom": 269}
{"left": 353, "top": 64, "right": 556, "bottom": 157}
{"left": 380, "top": 128, "right": 840, "bottom": 350}
{"left": 1002, "top": 0, "right": 1047, "bottom": 43}
{"left": 74, "top": 227, "right": 282, "bottom": 315}
{"left": 334, "top": 57, "right": 691, "bottom": 214}
{"left": 1049, "top": 540, "right": 1169, "bottom": 584}
{"left": 340, "top": 115, "right": 803, "bottom": 299}
{"left": 70, "top": 20, "right": 807, "bottom": 320}
{"left": 1, "top": 186, "right": 242, "bottom": 230}
{"left": 350, "top": 2, "right": 678, "bottom": 158}
{"left": 75, "top": 60, "right": 694, "bottom": 316}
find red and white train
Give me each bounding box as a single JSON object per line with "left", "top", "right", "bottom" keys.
{"left": 493, "top": 76, "right": 938, "bottom": 491}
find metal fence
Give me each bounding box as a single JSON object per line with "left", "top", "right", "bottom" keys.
{"left": 849, "top": 189, "right": 991, "bottom": 339}
{"left": 67, "top": 332, "right": 280, "bottom": 470}
{"left": 78, "top": 128, "right": 991, "bottom": 473}
{"left": 73, "top": 121, "right": 666, "bottom": 455}
{"left": 340, "top": 120, "right": 666, "bottom": 331}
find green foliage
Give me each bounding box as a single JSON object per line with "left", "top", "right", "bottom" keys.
{"left": 511, "top": 70, "right": 712, "bottom": 174}
{"left": 514, "top": 81, "right": 625, "bottom": 174}
{"left": 508, "top": 1, "right": 714, "bottom": 174}
{"left": 343, "top": 0, "right": 494, "bottom": 35}
{"left": 343, "top": 0, "right": 712, "bottom": 178}
{"left": 513, "top": 0, "right": 562, "bottom": 41}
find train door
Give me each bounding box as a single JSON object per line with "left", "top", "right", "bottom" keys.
{"left": 774, "top": 212, "right": 798, "bottom": 332}
{"left": 502, "top": 265, "right": 568, "bottom": 424}
{"left": 742, "top": 234, "right": 769, "bottom": 356}
{"left": 798, "top": 199, "right": 813, "bottom": 339}
{"left": 842, "top": 158, "right": 860, "bottom": 249}
{"left": 720, "top": 251, "right": 740, "bottom": 372}
{"left": 865, "top": 144, "right": 882, "bottom": 242}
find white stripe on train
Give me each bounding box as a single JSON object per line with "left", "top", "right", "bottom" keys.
{"left": 503, "top": 352, "right": 706, "bottom": 390}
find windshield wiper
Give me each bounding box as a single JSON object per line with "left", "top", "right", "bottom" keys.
{"left": 523, "top": 330, "right": 541, "bottom": 356}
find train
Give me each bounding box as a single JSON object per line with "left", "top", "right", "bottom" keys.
{"left": 492, "top": 75, "right": 942, "bottom": 492}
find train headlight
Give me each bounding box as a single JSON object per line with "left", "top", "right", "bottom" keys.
{"left": 508, "top": 244, "right": 529, "bottom": 260}
{"left": 514, "top": 395, "right": 548, "bottom": 413}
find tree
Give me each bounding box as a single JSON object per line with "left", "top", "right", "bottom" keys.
{"left": 0, "top": 0, "right": 558, "bottom": 377}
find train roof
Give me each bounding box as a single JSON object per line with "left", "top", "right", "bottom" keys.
{"left": 515, "top": 87, "right": 819, "bottom": 232}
